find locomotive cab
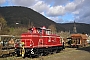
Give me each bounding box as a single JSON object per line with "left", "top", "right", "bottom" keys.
{"left": 28, "top": 26, "right": 47, "bottom": 35}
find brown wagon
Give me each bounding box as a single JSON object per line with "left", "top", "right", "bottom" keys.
{"left": 0, "top": 35, "right": 15, "bottom": 57}
{"left": 67, "top": 34, "right": 88, "bottom": 48}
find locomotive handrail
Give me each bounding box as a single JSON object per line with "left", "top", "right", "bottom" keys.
{"left": 0, "top": 35, "right": 13, "bottom": 37}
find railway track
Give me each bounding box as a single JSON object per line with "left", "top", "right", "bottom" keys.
{"left": 0, "top": 46, "right": 90, "bottom": 60}
{"left": 61, "top": 48, "right": 76, "bottom": 53}
{"left": 0, "top": 47, "right": 76, "bottom": 60}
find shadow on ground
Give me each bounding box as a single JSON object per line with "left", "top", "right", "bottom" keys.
{"left": 76, "top": 46, "right": 90, "bottom": 53}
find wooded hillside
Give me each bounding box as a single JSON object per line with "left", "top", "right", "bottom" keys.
{"left": 0, "top": 6, "right": 65, "bottom": 31}
{"left": 0, "top": 6, "right": 90, "bottom": 34}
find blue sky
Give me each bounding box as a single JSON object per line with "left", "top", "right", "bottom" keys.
{"left": 0, "top": 0, "right": 90, "bottom": 24}
{"left": 62, "top": 13, "right": 74, "bottom": 23}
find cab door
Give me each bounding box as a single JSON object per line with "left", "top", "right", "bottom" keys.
{"left": 38, "top": 39, "right": 43, "bottom": 47}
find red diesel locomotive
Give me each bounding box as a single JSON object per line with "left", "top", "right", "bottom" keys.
{"left": 15, "top": 26, "right": 65, "bottom": 57}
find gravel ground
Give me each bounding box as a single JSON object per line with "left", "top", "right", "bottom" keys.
{"left": 42, "top": 46, "right": 90, "bottom": 60}
{"left": 0, "top": 46, "right": 90, "bottom": 60}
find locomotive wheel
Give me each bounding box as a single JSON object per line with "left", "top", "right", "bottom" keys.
{"left": 31, "top": 54, "right": 39, "bottom": 58}
{"left": 16, "top": 52, "right": 21, "bottom": 57}
{"left": 43, "top": 51, "right": 49, "bottom": 56}
{"left": 56, "top": 50, "right": 60, "bottom": 53}
{"left": 35, "top": 55, "right": 39, "bottom": 58}
{"left": 12, "top": 52, "right": 16, "bottom": 56}
{"left": 39, "top": 53, "right": 43, "bottom": 56}
{"left": 53, "top": 50, "right": 57, "bottom": 54}
{"left": 56, "top": 47, "right": 61, "bottom": 53}
{"left": 16, "top": 54, "right": 20, "bottom": 57}
{"left": 15, "top": 50, "right": 21, "bottom": 57}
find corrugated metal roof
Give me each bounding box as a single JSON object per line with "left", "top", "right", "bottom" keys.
{"left": 71, "top": 34, "right": 88, "bottom": 40}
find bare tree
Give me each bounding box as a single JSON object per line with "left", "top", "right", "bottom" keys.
{"left": 58, "top": 31, "right": 70, "bottom": 39}
{"left": 48, "top": 24, "right": 56, "bottom": 34}
{"left": 0, "top": 17, "right": 7, "bottom": 31}
{"left": 28, "top": 21, "right": 34, "bottom": 28}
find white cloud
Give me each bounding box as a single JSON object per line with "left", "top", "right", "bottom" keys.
{"left": 65, "top": 2, "right": 76, "bottom": 12}
{"left": 41, "top": 0, "right": 69, "bottom": 6}
{"left": 40, "top": 12, "right": 45, "bottom": 16}
{"left": 0, "top": 0, "right": 5, "bottom": 4}
{"left": 74, "top": 0, "right": 90, "bottom": 24}
{"left": 45, "top": 1, "right": 78, "bottom": 17}
{"left": 31, "top": 1, "right": 50, "bottom": 13}
{"left": 47, "top": 6, "right": 65, "bottom": 16}
{"left": 12, "top": 0, "right": 38, "bottom": 6}
{"left": 47, "top": 16, "right": 64, "bottom": 23}
{"left": 76, "top": 16, "right": 90, "bottom": 24}
{"left": 72, "top": 11, "right": 79, "bottom": 14}
{"left": 45, "top": 1, "right": 77, "bottom": 17}
{"left": 19, "top": 0, "right": 90, "bottom": 24}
